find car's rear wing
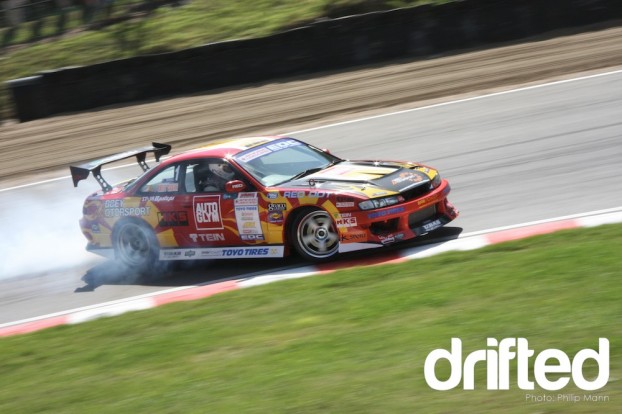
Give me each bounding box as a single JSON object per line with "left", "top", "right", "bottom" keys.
{"left": 70, "top": 142, "right": 172, "bottom": 191}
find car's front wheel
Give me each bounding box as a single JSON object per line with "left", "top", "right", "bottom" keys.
{"left": 291, "top": 208, "right": 339, "bottom": 261}
{"left": 113, "top": 220, "right": 159, "bottom": 272}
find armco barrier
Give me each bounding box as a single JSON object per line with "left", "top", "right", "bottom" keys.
{"left": 6, "top": 0, "right": 622, "bottom": 122}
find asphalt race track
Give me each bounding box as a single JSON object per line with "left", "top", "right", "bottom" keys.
{"left": 0, "top": 70, "right": 621, "bottom": 326}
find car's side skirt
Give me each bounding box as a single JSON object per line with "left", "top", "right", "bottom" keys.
{"left": 338, "top": 242, "right": 383, "bottom": 253}
{"left": 159, "top": 246, "right": 285, "bottom": 261}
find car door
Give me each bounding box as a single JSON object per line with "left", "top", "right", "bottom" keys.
{"left": 133, "top": 162, "right": 193, "bottom": 250}
{"left": 178, "top": 158, "right": 264, "bottom": 249}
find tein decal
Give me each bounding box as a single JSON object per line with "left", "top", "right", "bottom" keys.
{"left": 189, "top": 233, "right": 225, "bottom": 242}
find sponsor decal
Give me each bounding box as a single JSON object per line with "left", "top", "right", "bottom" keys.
{"left": 189, "top": 233, "right": 226, "bottom": 243}
{"left": 222, "top": 248, "right": 274, "bottom": 257}
{"left": 336, "top": 202, "right": 355, "bottom": 208}
{"left": 200, "top": 250, "right": 222, "bottom": 258}
{"left": 237, "top": 140, "right": 301, "bottom": 163}
{"left": 418, "top": 193, "right": 442, "bottom": 206}
{"left": 158, "top": 211, "right": 189, "bottom": 227}
{"left": 104, "top": 200, "right": 151, "bottom": 217}
{"left": 235, "top": 192, "right": 259, "bottom": 206}
{"left": 161, "top": 251, "right": 182, "bottom": 258}
{"left": 391, "top": 171, "right": 424, "bottom": 186}
{"left": 91, "top": 224, "right": 101, "bottom": 233}
{"left": 161, "top": 246, "right": 285, "bottom": 260}
{"left": 237, "top": 147, "right": 272, "bottom": 162}
{"left": 268, "top": 203, "right": 287, "bottom": 211}
{"left": 367, "top": 206, "right": 405, "bottom": 219}
{"left": 223, "top": 193, "right": 238, "bottom": 200}
{"left": 235, "top": 195, "right": 263, "bottom": 236}
{"left": 241, "top": 234, "right": 265, "bottom": 241}
{"left": 283, "top": 191, "right": 329, "bottom": 198}
{"left": 283, "top": 191, "right": 305, "bottom": 198}
{"left": 339, "top": 232, "right": 367, "bottom": 242}
{"left": 378, "top": 233, "right": 404, "bottom": 244}
{"left": 336, "top": 216, "right": 357, "bottom": 228}
{"left": 266, "top": 139, "right": 301, "bottom": 152}
{"left": 267, "top": 192, "right": 279, "bottom": 199}
{"left": 424, "top": 338, "right": 609, "bottom": 391}
{"left": 237, "top": 211, "right": 256, "bottom": 220}
{"left": 104, "top": 200, "right": 125, "bottom": 208}
{"left": 156, "top": 182, "right": 178, "bottom": 192}
{"left": 422, "top": 219, "right": 442, "bottom": 232}
{"left": 194, "top": 195, "right": 223, "bottom": 230}
{"left": 379, "top": 235, "right": 395, "bottom": 244}
{"left": 141, "top": 195, "right": 175, "bottom": 202}
{"left": 268, "top": 211, "right": 284, "bottom": 223}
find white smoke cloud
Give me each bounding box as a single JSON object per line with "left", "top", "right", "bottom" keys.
{"left": 0, "top": 179, "right": 102, "bottom": 280}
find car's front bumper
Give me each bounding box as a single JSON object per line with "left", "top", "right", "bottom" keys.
{"left": 336, "top": 179, "right": 458, "bottom": 250}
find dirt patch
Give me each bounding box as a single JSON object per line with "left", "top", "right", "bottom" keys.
{"left": 1, "top": 24, "right": 621, "bottom": 188}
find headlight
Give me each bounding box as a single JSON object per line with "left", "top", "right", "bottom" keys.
{"left": 430, "top": 173, "right": 441, "bottom": 189}
{"left": 358, "top": 195, "right": 403, "bottom": 211}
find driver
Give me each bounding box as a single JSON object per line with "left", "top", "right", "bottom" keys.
{"left": 196, "top": 162, "right": 235, "bottom": 192}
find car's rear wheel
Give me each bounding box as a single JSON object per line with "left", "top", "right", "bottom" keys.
{"left": 291, "top": 208, "right": 339, "bottom": 261}
{"left": 113, "top": 220, "right": 159, "bottom": 271}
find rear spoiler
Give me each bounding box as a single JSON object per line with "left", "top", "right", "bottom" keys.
{"left": 70, "top": 142, "right": 171, "bottom": 191}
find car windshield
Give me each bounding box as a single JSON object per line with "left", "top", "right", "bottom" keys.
{"left": 233, "top": 138, "right": 341, "bottom": 186}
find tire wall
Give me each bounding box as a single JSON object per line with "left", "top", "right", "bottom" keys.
{"left": 7, "top": 0, "right": 622, "bottom": 122}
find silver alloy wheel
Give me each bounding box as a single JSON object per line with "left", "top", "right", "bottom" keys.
{"left": 295, "top": 210, "right": 339, "bottom": 260}
{"left": 115, "top": 222, "right": 157, "bottom": 268}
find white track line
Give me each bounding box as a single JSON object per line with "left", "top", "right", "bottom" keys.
{"left": 2, "top": 206, "right": 621, "bottom": 333}
{"left": 2, "top": 68, "right": 621, "bottom": 193}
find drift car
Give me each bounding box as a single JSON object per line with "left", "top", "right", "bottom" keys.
{"left": 71, "top": 136, "right": 458, "bottom": 270}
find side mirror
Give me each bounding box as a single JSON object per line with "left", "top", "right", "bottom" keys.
{"left": 225, "top": 180, "right": 246, "bottom": 193}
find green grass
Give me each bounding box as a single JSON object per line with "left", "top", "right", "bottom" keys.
{"left": 0, "top": 0, "right": 453, "bottom": 120}
{"left": 0, "top": 224, "right": 620, "bottom": 413}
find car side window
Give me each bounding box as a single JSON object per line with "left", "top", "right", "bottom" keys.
{"left": 186, "top": 159, "right": 252, "bottom": 193}
{"left": 139, "top": 165, "right": 180, "bottom": 194}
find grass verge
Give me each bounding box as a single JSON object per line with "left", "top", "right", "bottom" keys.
{"left": 0, "top": 223, "right": 620, "bottom": 413}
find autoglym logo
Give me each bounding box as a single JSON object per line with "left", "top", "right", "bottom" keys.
{"left": 424, "top": 338, "right": 609, "bottom": 391}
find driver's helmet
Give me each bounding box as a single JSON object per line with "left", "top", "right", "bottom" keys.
{"left": 209, "top": 162, "right": 235, "bottom": 181}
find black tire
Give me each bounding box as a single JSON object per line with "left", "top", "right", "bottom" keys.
{"left": 290, "top": 209, "right": 339, "bottom": 261}
{"left": 112, "top": 220, "right": 159, "bottom": 272}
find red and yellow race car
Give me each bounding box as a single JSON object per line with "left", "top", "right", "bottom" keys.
{"left": 71, "top": 136, "right": 458, "bottom": 270}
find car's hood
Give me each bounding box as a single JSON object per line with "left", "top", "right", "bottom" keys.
{"left": 286, "top": 161, "right": 435, "bottom": 198}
